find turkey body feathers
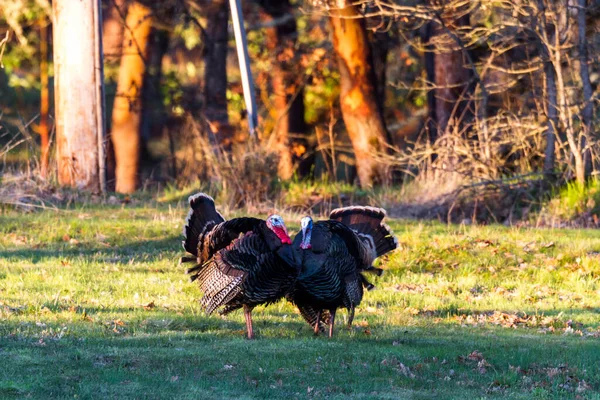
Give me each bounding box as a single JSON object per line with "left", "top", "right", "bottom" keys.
{"left": 196, "top": 231, "right": 297, "bottom": 315}
{"left": 290, "top": 208, "right": 398, "bottom": 335}
{"left": 180, "top": 192, "right": 297, "bottom": 339}
{"left": 288, "top": 222, "right": 365, "bottom": 331}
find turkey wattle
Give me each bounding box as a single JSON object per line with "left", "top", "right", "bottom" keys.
{"left": 181, "top": 193, "right": 296, "bottom": 339}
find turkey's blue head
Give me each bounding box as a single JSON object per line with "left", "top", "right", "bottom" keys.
{"left": 267, "top": 214, "right": 292, "bottom": 245}
{"left": 299, "top": 216, "right": 313, "bottom": 250}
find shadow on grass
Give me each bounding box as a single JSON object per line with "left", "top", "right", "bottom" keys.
{"left": 413, "top": 305, "right": 600, "bottom": 329}
{"left": 0, "top": 237, "right": 181, "bottom": 264}
{"left": 1, "top": 314, "right": 600, "bottom": 399}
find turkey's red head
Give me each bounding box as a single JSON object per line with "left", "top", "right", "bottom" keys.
{"left": 266, "top": 214, "right": 292, "bottom": 245}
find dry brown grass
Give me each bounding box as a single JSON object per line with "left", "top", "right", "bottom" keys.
{"left": 174, "top": 117, "right": 281, "bottom": 210}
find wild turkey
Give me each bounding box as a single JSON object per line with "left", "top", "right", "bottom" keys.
{"left": 180, "top": 193, "right": 297, "bottom": 339}
{"left": 288, "top": 206, "right": 397, "bottom": 337}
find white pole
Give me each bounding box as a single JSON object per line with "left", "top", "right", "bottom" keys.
{"left": 228, "top": 0, "right": 258, "bottom": 138}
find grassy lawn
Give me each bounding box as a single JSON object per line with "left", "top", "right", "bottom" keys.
{"left": 1, "top": 205, "right": 600, "bottom": 399}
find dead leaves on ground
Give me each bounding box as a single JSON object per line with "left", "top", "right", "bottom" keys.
{"left": 380, "top": 356, "right": 416, "bottom": 379}
{"left": 509, "top": 364, "right": 592, "bottom": 394}
{"left": 458, "top": 350, "right": 493, "bottom": 375}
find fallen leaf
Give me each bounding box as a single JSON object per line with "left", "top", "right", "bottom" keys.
{"left": 397, "top": 362, "right": 415, "bottom": 379}
{"left": 577, "top": 380, "right": 591, "bottom": 393}
{"left": 467, "top": 350, "right": 484, "bottom": 362}
{"left": 404, "top": 307, "right": 420, "bottom": 315}
{"left": 9, "top": 234, "right": 27, "bottom": 245}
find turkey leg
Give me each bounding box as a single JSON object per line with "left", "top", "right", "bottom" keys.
{"left": 313, "top": 309, "right": 322, "bottom": 335}
{"left": 347, "top": 307, "right": 355, "bottom": 329}
{"left": 244, "top": 305, "right": 254, "bottom": 339}
{"left": 328, "top": 309, "right": 336, "bottom": 338}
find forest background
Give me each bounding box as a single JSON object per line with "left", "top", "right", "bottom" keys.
{"left": 2, "top": 0, "right": 600, "bottom": 225}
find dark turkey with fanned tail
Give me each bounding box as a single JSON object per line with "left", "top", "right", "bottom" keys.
{"left": 287, "top": 206, "right": 397, "bottom": 337}
{"left": 180, "top": 193, "right": 296, "bottom": 339}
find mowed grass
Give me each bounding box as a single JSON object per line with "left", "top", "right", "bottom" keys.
{"left": 1, "top": 205, "right": 600, "bottom": 399}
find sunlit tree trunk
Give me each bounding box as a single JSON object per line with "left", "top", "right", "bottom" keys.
{"left": 102, "top": 0, "right": 128, "bottom": 63}
{"left": 259, "top": 0, "right": 308, "bottom": 179}
{"left": 52, "top": 0, "right": 106, "bottom": 192}
{"left": 204, "top": 0, "right": 232, "bottom": 150}
{"left": 330, "top": 1, "right": 391, "bottom": 187}
{"left": 102, "top": 0, "right": 129, "bottom": 189}
{"left": 110, "top": 1, "right": 153, "bottom": 193}
{"left": 39, "top": 18, "right": 50, "bottom": 178}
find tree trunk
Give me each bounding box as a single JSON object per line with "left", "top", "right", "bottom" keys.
{"left": 52, "top": 0, "right": 106, "bottom": 192}
{"left": 141, "top": 10, "right": 173, "bottom": 176}
{"left": 577, "top": 0, "right": 593, "bottom": 178}
{"left": 39, "top": 18, "right": 50, "bottom": 178}
{"left": 141, "top": 24, "right": 170, "bottom": 142}
{"left": 543, "top": 57, "right": 558, "bottom": 177}
{"left": 538, "top": 0, "right": 558, "bottom": 179}
{"left": 102, "top": 0, "right": 129, "bottom": 190}
{"left": 110, "top": 1, "right": 153, "bottom": 193}
{"left": 102, "top": 0, "right": 128, "bottom": 63}
{"left": 330, "top": 1, "right": 391, "bottom": 187}
{"left": 551, "top": 1, "right": 584, "bottom": 184}
{"left": 422, "top": 22, "right": 437, "bottom": 143}
{"left": 259, "top": 0, "right": 308, "bottom": 180}
{"left": 203, "top": 0, "right": 233, "bottom": 150}
{"left": 370, "top": 30, "right": 390, "bottom": 116}
{"left": 426, "top": 15, "right": 471, "bottom": 142}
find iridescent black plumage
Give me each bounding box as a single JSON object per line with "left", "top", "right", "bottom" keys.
{"left": 180, "top": 193, "right": 296, "bottom": 339}
{"left": 288, "top": 206, "right": 397, "bottom": 337}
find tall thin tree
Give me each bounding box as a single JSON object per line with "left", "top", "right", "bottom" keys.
{"left": 39, "top": 17, "right": 50, "bottom": 178}
{"left": 330, "top": 0, "right": 391, "bottom": 187}
{"left": 102, "top": 0, "right": 128, "bottom": 64}
{"left": 52, "top": 0, "right": 106, "bottom": 192}
{"left": 110, "top": 1, "right": 153, "bottom": 193}
{"left": 259, "top": 0, "right": 308, "bottom": 179}
{"left": 203, "top": 0, "right": 233, "bottom": 150}
{"left": 577, "top": 0, "right": 593, "bottom": 179}
{"left": 424, "top": 4, "right": 472, "bottom": 143}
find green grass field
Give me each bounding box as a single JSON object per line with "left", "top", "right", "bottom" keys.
{"left": 1, "top": 205, "right": 600, "bottom": 399}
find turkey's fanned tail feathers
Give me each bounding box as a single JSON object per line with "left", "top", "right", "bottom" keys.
{"left": 182, "top": 193, "right": 225, "bottom": 256}
{"left": 329, "top": 206, "right": 398, "bottom": 257}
